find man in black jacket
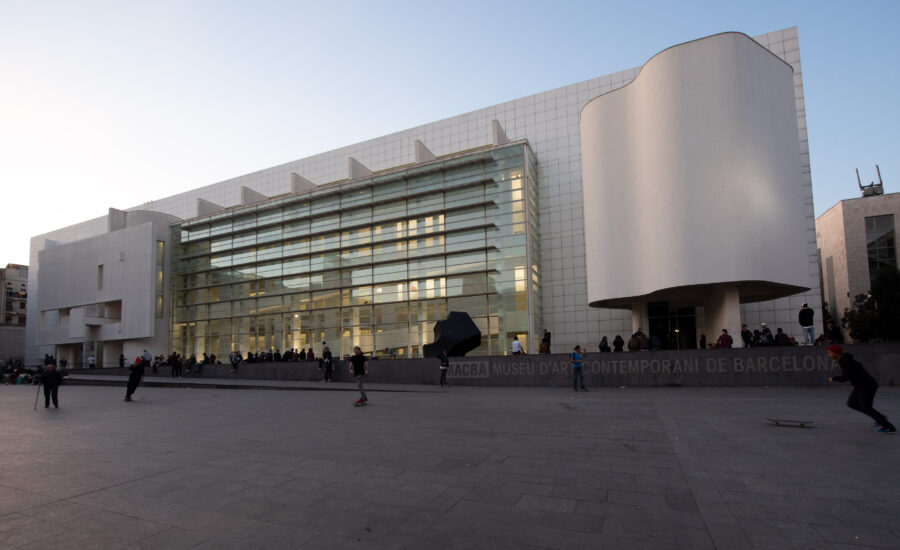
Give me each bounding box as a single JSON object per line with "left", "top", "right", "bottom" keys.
{"left": 41, "top": 363, "right": 63, "bottom": 408}
{"left": 799, "top": 303, "right": 815, "bottom": 345}
{"left": 124, "top": 357, "right": 144, "bottom": 402}
{"left": 827, "top": 345, "right": 896, "bottom": 433}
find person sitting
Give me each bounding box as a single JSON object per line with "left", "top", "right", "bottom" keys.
{"left": 774, "top": 328, "right": 793, "bottom": 346}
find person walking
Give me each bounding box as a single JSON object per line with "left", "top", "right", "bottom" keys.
{"left": 41, "top": 363, "right": 63, "bottom": 408}
{"left": 349, "top": 346, "right": 368, "bottom": 404}
{"left": 438, "top": 349, "right": 451, "bottom": 389}
{"left": 124, "top": 356, "right": 145, "bottom": 402}
{"left": 799, "top": 303, "right": 815, "bottom": 345}
{"left": 827, "top": 345, "right": 896, "bottom": 433}
{"left": 569, "top": 345, "right": 588, "bottom": 391}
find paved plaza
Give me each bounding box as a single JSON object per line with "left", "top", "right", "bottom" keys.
{"left": 1, "top": 380, "right": 898, "bottom": 549}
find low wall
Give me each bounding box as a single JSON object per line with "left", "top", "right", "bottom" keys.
{"left": 67, "top": 344, "right": 900, "bottom": 387}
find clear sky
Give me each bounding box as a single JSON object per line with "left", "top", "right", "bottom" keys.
{"left": 1, "top": 0, "right": 898, "bottom": 266}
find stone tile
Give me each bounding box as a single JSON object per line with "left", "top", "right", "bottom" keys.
{"left": 2, "top": 385, "right": 899, "bottom": 549}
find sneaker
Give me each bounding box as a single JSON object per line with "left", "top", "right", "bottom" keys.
{"left": 581, "top": 387, "right": 589, "bottom": 391}
{"left": 124, "top": 396, "right": 132, "bottom": 402}
{"left": 877, "top": 427, "right": 897, "bottom": 434}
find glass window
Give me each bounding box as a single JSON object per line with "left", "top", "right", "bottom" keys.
{"left": 257, "top": 208, "right": 282, "bottom": 226}
{"left": 311, "top": 213, "right": 340, "bottom": 234}
{"left": 283, "top": 239, "right": 309, "bottom": 256}
{"left": 283, "top": 201, "right": 310, "bottom": 221}
{"left": 342, "top": 188, "right": 372, "bottom": 208}
{"left": 342, "top": 227, "right": 372, "bottom": 247}
{"left": 407, "top": 193, "right": 443, "bottom": 215}
{"left": 373, "top": 262, "right": 407, "bottom": 284}
{"left": 373, "top": 201, "right": 406, "bottom": 223}
{"left": 284, "top": 220, "right": 310, "bottom": 239}
{"left": 866, "top": 214, "right": 896, "bottom": 282}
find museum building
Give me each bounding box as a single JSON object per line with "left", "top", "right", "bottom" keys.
{"left": 27, "top": 27, "right": 819, "bottom": 366}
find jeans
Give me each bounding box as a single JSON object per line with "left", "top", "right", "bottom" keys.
{"left": 573, "top": 366, "right": 585, "bottom": 389}
{"left": 355, "top": 375, "right": 367, "bottom": 400}
{"left": 802, "top": 326, "right": 814, "bottom": 344}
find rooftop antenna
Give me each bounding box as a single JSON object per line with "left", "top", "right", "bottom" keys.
{"left": 858, "top": 165, "right": 884, "bottom": 197}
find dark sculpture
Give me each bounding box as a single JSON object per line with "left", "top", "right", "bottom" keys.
{"left": 423, "top": 311, "right": 481, "bottom": 357}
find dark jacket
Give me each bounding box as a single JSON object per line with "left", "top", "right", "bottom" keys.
{"left": 41, "top": 369, "right": 63, "bottom": 388}
{"left": 612, "top": 336, "right": 624, "bottom": 352}
{"left": 833, "top": 353, "right": 878, "bottom": 390}
{"left": 798, "top": 308, "right": 814, "bottom": 327}
{"left": 129, "top": 361, "right": 145, "bottom": 379}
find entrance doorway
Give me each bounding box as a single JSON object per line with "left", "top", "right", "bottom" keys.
{"left": 647, "top": 302, "right": 697, "bottom": 349}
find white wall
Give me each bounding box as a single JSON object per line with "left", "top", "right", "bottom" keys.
{"left": 581, "top": 32, "right": 811, "bottom": 306}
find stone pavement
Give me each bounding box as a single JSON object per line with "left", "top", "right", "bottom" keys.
{"left": 1, "top": 382, "right": 898, "bottom": 549}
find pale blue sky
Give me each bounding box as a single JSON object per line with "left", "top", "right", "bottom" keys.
{"left": 1, "top": 0, "right": 898, "bottom": 265}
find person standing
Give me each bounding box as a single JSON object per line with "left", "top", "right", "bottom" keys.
{"left": 511, "top": 336, "right": 523, "bottom": 355}
{"left": 569, "top": 345, "right": 588, "bottom": 392}
{"left": 612, "top": 335, "right": 624, "bottom": 352}
{"left": 740, "top": 325, "right": 753, "bottom": 348}
{"left": 41, "top": 363, "right": 63, "bottom": 408}
{"left": 321, "top": 345, "right": 334, "bottom": 382}
{"left": 827, "top": 345, "right": 896, "bottom": 433}
{"left": 119, "top": 354, "right": 125, "bottom": 369}
{"left": 349, "top": 346, "right": 369, "bottom": 404}
{"left": 87, "top": 354, "right": 96, "bottom": 368}
{"left": 716, "top": 329, "right": 733, "bottom": 348}
{"left": 799, "top": 303, "right": 815, "bottom": 345}
{"left": 438, "top": 349, "right": 451, "bottom": 389}
{"left": 540, "top": 329, "right": 551, "bottom": 354}
{"left": 124, "top": 356, "right": 145, "bottom": 402}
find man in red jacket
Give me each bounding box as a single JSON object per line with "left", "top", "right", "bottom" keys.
{"left": 827, "top": 345, "right": 896, "bottom": 433}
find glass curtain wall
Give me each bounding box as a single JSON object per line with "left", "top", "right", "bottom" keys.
{"left": 170, "top": 143, "right": 540, "bottom": 359}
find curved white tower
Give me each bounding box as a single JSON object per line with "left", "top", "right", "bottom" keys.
{"left": 581, "top": 32, "right": 810, "bottom": 341}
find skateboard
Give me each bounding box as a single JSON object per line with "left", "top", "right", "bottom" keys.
{"left": 353, "top": 399, "right": 368, "bottom": 407}
{"left": 766, "top": 418, "right": 813, "bottom": 427}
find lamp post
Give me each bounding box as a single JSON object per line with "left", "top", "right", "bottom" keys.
{"left": 674, "top": 328, "right": 680, "bottom": 350}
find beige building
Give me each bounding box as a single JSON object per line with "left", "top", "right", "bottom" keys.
{"left": 816, "top": 192, "right": 899, "bottom": 340}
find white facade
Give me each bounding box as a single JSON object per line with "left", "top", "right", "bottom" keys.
{"left": 27, "top": 26, "right": 819, "bottom": 363}
{"left": 34, "top": 210, "right": 178, "bottom": 367}
{"left": 581, "top": 32, "right": 812, "bottom": 343}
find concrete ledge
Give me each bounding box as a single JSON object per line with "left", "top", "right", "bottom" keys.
{"left": 65, "top": 344, "right": 900, "bottom": 387}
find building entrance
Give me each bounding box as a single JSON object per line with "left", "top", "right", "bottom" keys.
{"left": 647, "top": 302, "right": 697, "bottom": 349}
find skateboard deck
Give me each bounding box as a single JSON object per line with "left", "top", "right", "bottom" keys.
{"left": 766, "top": 418, "right": 813, "bottom": 427}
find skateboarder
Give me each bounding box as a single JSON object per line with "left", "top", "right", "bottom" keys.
{"left": 827, "top": 345, "right": 896, "bottom": 433}
{"left": 569, "top": 345, "right": 588, "bottom": 391}
{"left": 349, "top": 346, "right": 368, "bottom": 404}
{"left": 41, "top": 363, "right": 63, "bottom": 408}
{"left": 438, "top": 349, "right": 451, "bottom": 388}
{"left": 125, "top": 356, "right": 145, "bottom": 402}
